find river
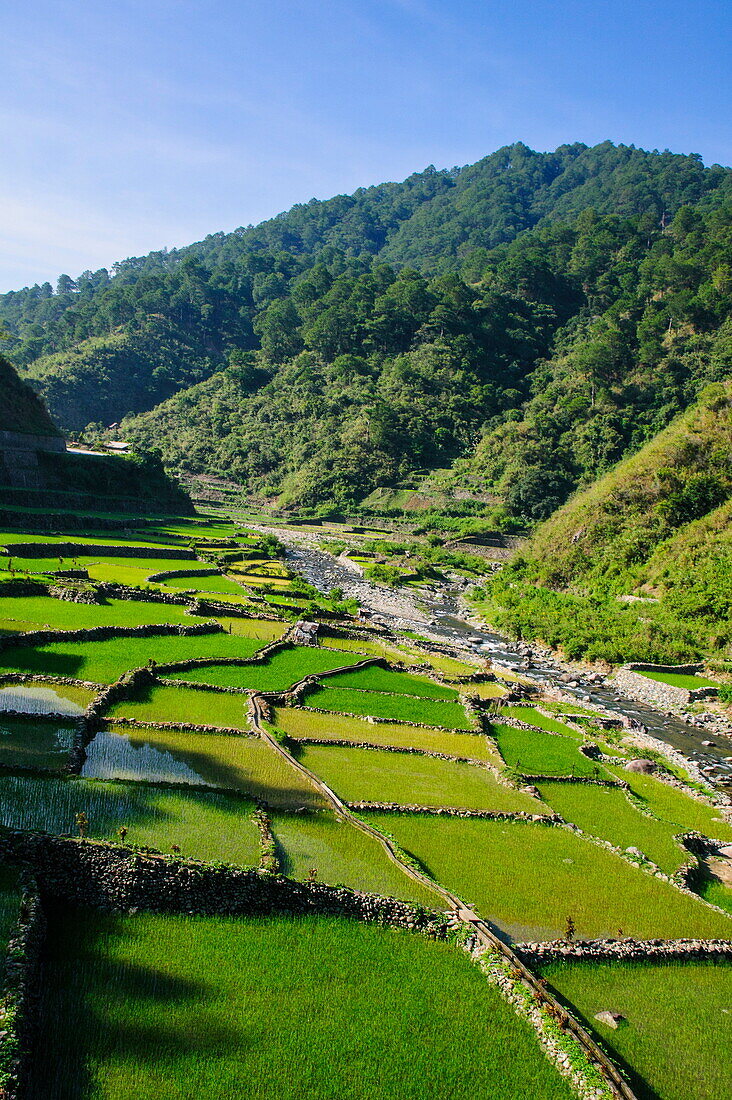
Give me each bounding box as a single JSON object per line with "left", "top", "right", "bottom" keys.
{"left": 271, "top": 529, "right": 732, "bottom": 794}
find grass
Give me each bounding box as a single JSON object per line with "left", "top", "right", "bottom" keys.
{"left": 363, "top": 814, "right": 732, "bottom": 942}
{"left": 606, "top": 768, "right": 732, "bottom": 841}
{"left": 0, "top": 774, "right": 260, "bottom": 865}
{"left": 0, "top": 716, "right": 76, "bottom": 771}
{"left": 636, "top": 670, "right": 719, "bottom": 690}
{"left": 166, "top": 646, "right": 364, "bottom": 691}
{"left": 82, "top": 725, "right": 326, "bottom": 808}
{"left": 0, "top": 595, "right": 193, "bottom": 631}
{"left": 697, "top": 872, "right": 732, "bottom": 915}
{"left": 106, "top": 683, "right": 252, "bottom": 728}
{"left": 295, "top": 744, "right": 542, "bottom": 812}
{"left": 305, "top": 685, "right": 473, "bottom": 729}
{"left": 0, "top": 682, "right": 96, "bottom": 714}
{"left": 324, "top": 664, "right": 459, "bottom": 699}
{"left": 28, "top": 908, "right": 575, "bottom": 1100}
{"left": 498, "top": 706, "right": 581, "bottom": 736}
{"left": 270, "top": 811, "right": 441, "bottom": 907}
{"left": 271, "top": 706, "right": 500, "bottom": 762}
{"left": 536, "top": 782, "right": 689, "bottom": 874}
{"left": 491, "top": 724, "right": 601, "bottom": 777}
{"left": 539, "top": 959, "right": 732, "bottom": 1100}
{"left": 0, "top": 632, "right": 267, "bottom": 683}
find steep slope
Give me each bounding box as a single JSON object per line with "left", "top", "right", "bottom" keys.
{"left": 0, "top": 353, "right": 63, "bottom": 438}
{"left": 478, "top": 383, "right": 732, "bottom": 662}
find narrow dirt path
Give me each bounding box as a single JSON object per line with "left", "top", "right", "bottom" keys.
{"left": 247, "top": 690, "right": 638, "bottom": 1100}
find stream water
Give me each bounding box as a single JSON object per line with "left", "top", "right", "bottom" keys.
{"left": 279, "top": 535, "right": 732, "bottom": 794}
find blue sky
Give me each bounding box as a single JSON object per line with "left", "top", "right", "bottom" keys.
{"left": 1, "top": 0, "right": 730, "bottom": 291}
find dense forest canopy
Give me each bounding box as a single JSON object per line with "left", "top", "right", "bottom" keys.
{"left": 1, "top": 140, "right": 732, "bottom": 520}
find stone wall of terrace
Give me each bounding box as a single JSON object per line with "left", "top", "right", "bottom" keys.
{"left": 0, "top": 831, "right": 448, "bottom": 933}
{"left": 615, "top": 664, "right": 718, "bottom": 708}
{"left": 0, "top": 619, "right": 223, "bottom": 653}
{"left": 515, "top": 937, "right": 732, "bottom": 965}
{"left": 1, "top": 542, "right": 196, "bottom": 560}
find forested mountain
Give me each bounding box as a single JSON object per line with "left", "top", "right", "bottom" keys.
{"left": 1, "top": 141, "right": 732, "bottom": 517}
{"left": 0, "top": 353, "right": 62, "bottom": 438}
{"left": 477, "top": 382, "right": 732, "bottom": 662}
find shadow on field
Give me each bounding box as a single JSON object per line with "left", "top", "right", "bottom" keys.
{"left": 27, "top": 903, "right": 241, "bottom": 1100}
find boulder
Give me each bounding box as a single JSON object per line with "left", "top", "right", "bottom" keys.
{"left": 594, "top": 1011, "right": 626, "bottom": 1029}
{"left": 625, "top": 758, "right": 656, "bottom": 774}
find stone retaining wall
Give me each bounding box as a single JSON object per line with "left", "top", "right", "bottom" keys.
{"left": 0, "top": 832, "right": 448, "bottom": 933}
{"left": 1, "top": 542, "right": 196, "bottom": 560}
{"left": 146, "top": 567, "right": 222, "bottom": 582}
{"left": 515, "top": 937, "right": 732, "bottom": 965}
{"left": 347, "top": 802, "right": 560, "bottom": 822}
{"left": 0, "top": 619, "right": 222, "bottom": 654}
{"left": 0, "top": 882, "right": 46, "bottom": 1100}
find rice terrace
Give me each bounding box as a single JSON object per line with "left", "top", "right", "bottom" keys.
{"left": 3, "top": 8, "right": 732, "bottom": 1091}
{"left": 0, "top": 491, "right": 730, "bottom": 1100}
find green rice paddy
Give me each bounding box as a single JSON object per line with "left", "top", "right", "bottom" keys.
{"left": 305, "top": 684, "right": 473, "bottom": 728}
{"left": 0, "top": 715, "right": 76, "bottom": 771}
{"left": 324, "top": 664, "right": 459, "bottom": 699}
{"left": 160, "top": 573, "right": 251, "bottom": 596}
{"left": 539, "top": 959, "right": 732, "bottom": 1100}
{"left": 105, "top": 683, "right": 251, "bottom": 728}
{"left": 0, "top": 595, "right": 193, "bottom": 631}
{"left": 28, "top": 909, "right": 575, "bottom": 1100}
{"left": 536, "top": 782, "right": 689, "bottom": 873}
{"left": 165, "top": 645, "right": 364, "bottom": 690}
{"left": 636, "top": 670, "right": 719, "bottom": 690}
{"left": 0, "top": 632, "right": 267, "bottom": 683}
{"left": 296, "top": 743, "right": 541, "bottom": 812}
{"left": 270, "top": 811, "right": 441, "bottom": 906}
{"left": 498, "top": 706, "right": 581, "bottom": 736}
{"left": 271, "top": 705, "right": 498, "bottom": 761}
{"left": 606, "top": 768, "right": 732, "bottom": 841}
{"left": 364, "top": 813, "right": 732, "bottom": 942}
{"left": 0, "top": 774, "right": 260, "bottom": 864}
{"left": 82, "top": 724, "right": 326, "bottom": 807}
{"left": 491, "top": 723, "right": 600, "bottom": 777}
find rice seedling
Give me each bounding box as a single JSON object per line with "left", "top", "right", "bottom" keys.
{"left": 364, "top": 813, "right": 732, "bottom": 942}
{"left": 0, "top": 774, "right": 260, "bottom": 865}
{"left": 535, "top": 782, "right": 689, "bottom": 873}
{"left": 271, "top": 706, "right": 499, "bottom": 761}
{"left": 324, "top": 665, "right": 459, "bottom": 700}
{"left": 28, "top": 909, "right": 575, "bottom": 1100}
{"left": 539, "top": 958, "right": 732, "bottom": 1100}
{"left": 497, "top": 706, "right": 581, "bottom": 736}
{"left": 214, "top": 618, "right": 285, "bottom": 640}
{"left": 0, "top": 633, "right": 266, "bottom": 683}
{"left": 82, "top": 725, "right": 326, "bottom": 807}
{"left": 491, "top": 724, "right": 601, "bottom": 778}
{"left": 270, "top": 811, "right": 441, "bottom": 906}
{"left": 305, "top": 685, "right": 473, "bottom": 729}
{"left": 0, "top": 595, "right": 193, "bottom": 631}
{"left": 0, "top": 682, "right": 94, "bottom": 714}
{"left": 165, "top": 646, "right": 364, "bottom": 691}
{"left": 467, "top": 682, "right": 508, "bottom": 699}
{"left": 161, "top": 574, "right": 251, "bottom": 596}
{"left": 106, "top": 683, "right": 252, "bottom": 728}
{"left": 0, "top": 716, "right": 75, "bottom": 771}
{"left": 296, "top": 744, "right": 541, "bottom": 812}
{"left": 606, "top": 767, "right": 732, "bottom": 841}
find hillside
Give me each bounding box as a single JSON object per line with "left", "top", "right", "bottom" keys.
{"left": 0, "top": 141, "right": 731, "bottom": 518}
{"left": 0, "top": 353, "right": 62, "bottom": 437}
{"left": 476, "top": 383, "right": 732, "bottom": 662}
